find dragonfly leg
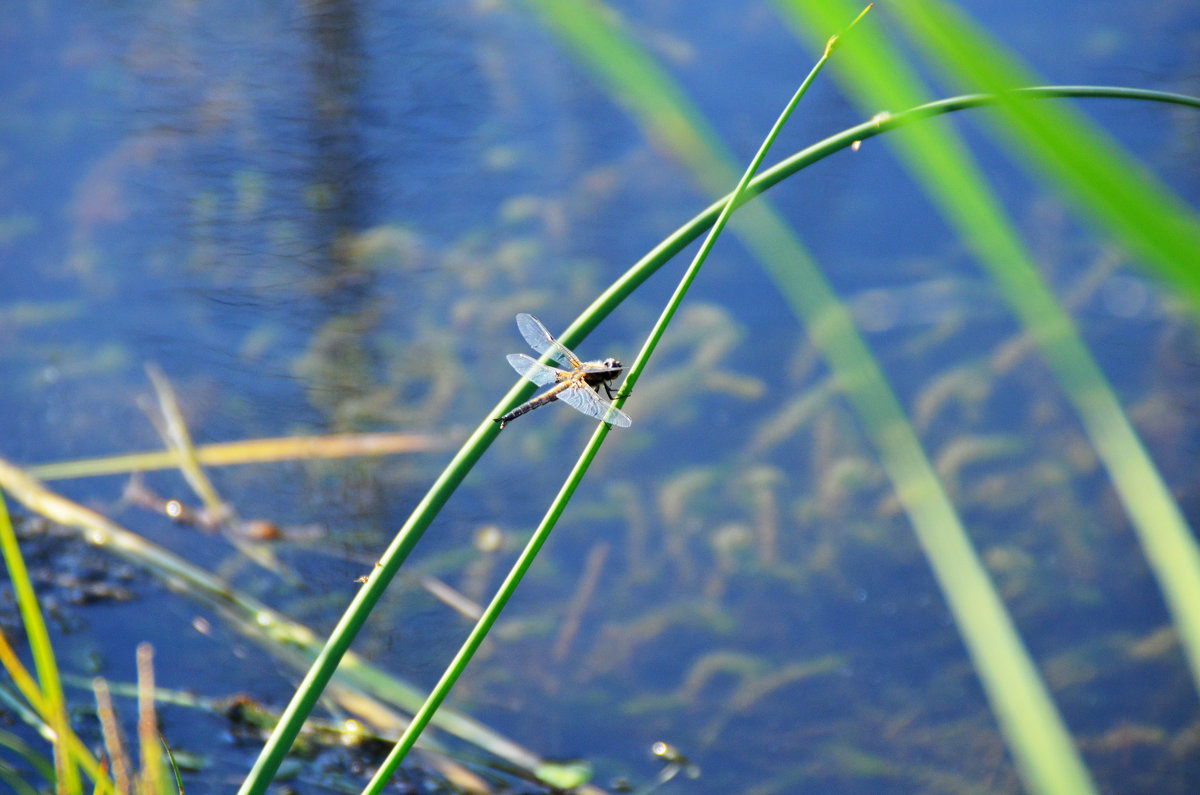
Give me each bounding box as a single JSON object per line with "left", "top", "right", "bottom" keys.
{"left": 602, "top": 382, "right": 628, "bottom": 400}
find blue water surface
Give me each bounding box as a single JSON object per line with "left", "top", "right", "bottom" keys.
{"left": 1, "top": 0, "right": 1199, "bottom": 792}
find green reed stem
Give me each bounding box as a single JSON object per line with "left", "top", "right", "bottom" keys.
{"left": 360, "top": 16, "right": 869, "bottom": 791}
{"left": 520, "top": 6, "right": 1115, "bottom": 791}
{"left": 617, "top": 13, "right": 869, "bottom": 404}
{"left": 239, "top": 82, "right": 1196, "bottom": 794}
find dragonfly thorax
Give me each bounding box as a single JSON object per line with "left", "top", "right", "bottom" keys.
{"left": 584, "top": 358, "right": 622, "bottom": 384}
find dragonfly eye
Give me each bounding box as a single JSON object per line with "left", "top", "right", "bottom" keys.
{"left": 603, "top": 358, "right": 622, "bottom": 370}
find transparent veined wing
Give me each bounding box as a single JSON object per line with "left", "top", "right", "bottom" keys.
{"left": 556, "top": 382, "right": 633, "bottom": 427}
{"left": 515, "top": 313, "right": 582, "bottom": 369}
{"left": 506, "top": 353, "right": 563, "bottom": 387}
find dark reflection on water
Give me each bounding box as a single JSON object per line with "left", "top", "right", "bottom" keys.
{"left": 307, "top": 0, "right": 369, "bottom": 250}
{"left": 2, "top": 0, "right": 1199, "bottom": 793}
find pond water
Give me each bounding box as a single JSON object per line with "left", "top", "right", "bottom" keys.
{"left": 2, "top": 0, "right": 1200, "bottom": 792}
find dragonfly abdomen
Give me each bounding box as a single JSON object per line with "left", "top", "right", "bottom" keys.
{"left": 494, "top": 385, "right": 565, "bottom": 429}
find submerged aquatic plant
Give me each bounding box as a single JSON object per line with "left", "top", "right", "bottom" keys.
{"left": 2, "top": 2, "right": 1198, "bottom": 794}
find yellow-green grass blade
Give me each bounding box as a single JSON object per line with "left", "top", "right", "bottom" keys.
{"left": 0, "top": 493, "right": 83, "bottom": 795}
{"left": 0, "top": 635, "right": 112, "bottom": 793}
{"left": 0, "top": 457, "right": 550, "bottom": 788}
{"left": 887, "top": 0, "right": 1200, "bottom": 691}
{"left": 779, "top": 0, "right": 1200, "bottom": 730}
{"left": 896, "top": 0, "right": 1200, "bottom": 311}
{"left": 25, "top": 432, "right": 443, "bottom": 482}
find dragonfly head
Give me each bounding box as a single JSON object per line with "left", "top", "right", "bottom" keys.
{"left": 601, "top": 357, "right": 623, "bottom": 375}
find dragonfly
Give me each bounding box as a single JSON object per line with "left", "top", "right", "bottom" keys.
{"left": 494, "top": 313, "right": 632, "bottom": 430}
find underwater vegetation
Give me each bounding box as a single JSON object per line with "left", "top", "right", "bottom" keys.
{"left": 1, "top": 1, "right": 1199, "bottom": 794}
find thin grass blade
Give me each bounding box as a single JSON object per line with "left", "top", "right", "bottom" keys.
{"left": 0, "top": 492, "right": 83, "bottom": 795}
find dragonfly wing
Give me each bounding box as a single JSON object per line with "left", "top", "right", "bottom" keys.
{"left": 506, "top": 353, "right": 562, "bottom": 387}
{"left": 515, "top": 313, "right": 581, "bottom": 369}
{"left": 557, "top": 383, "right": 632, "bottom": 427}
